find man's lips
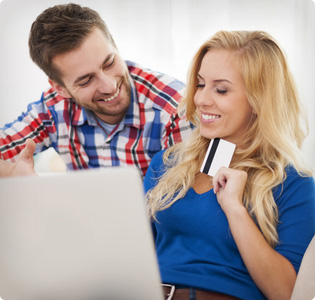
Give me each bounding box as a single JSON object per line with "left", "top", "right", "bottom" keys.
{"left": 97, "top": 82, "right": 121, "bottom": 102}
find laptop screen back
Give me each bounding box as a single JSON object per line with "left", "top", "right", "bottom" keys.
{"left": 0, "top": 168, "right": 163, "bottom": 300}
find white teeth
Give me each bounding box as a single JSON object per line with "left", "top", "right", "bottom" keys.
{"left": 202, "top": 114, "right": 220, "bottom": 120}
{"left": 101, "top": 87, "right": 120, "bottom": 102}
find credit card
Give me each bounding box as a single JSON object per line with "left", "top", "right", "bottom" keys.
{"left": 200, "top": 138, "right": 236, "bottom": 177}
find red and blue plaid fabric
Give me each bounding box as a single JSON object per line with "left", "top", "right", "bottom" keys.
{"left": 0, "top": 61, "right": 193, "bottom": 177}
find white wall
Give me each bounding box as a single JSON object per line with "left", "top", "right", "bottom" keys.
{"left": 0, "top": 0, "right": 314, "bottom": 170}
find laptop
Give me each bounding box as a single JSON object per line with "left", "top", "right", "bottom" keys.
{"left": 0, "top": 167, "right": 164, "bottom": 300}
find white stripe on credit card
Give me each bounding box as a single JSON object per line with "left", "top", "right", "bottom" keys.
{"left": 200, "top": 138, "right": 236, "bottom": 177}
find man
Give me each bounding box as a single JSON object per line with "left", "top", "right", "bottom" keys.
{"left": 0, "top": 3, "right": 193, "bottom": 178}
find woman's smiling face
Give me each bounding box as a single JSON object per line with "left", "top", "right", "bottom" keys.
{"left": 194, "top": 49, "right": 255, "bottom": 145}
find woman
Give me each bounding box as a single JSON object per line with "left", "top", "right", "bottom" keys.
{"left": 144, "top": 31, "right": 315, "bottom": 300}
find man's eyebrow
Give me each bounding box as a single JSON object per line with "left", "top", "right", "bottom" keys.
{"left": 73, "top": 54, "right": 114, "bottom": 85}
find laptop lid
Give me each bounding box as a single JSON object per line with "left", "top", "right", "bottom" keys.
{"left": 0, "top": 167, "right": 163, "bottom": 300}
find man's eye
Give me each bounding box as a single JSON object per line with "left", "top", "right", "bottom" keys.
{"left": 216, "top": 88, "right": 227, "bottom": 94}
{"left": 79, "top": 77, "right": 92, "bottom": 87}
{"left": 104, "top": 57, "right": 115, "bottom": 69}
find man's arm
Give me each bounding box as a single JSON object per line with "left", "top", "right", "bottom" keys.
{"left": 0, "top": 139, "right": 37, "bottom": 177}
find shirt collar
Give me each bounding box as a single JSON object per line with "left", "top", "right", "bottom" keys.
{"left": 123, "top": 75, "right": 141, "bottom": 129}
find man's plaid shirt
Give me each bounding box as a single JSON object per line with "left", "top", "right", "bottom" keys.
{"left": 0, "top": 61, "right": 193, "bottom": 177}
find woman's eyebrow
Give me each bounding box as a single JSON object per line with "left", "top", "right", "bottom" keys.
{"left": 197, "top": 74, "right": 232, "bottom": 84}
{"left": 214, "top": 79, "right": 232, "bottom": 84}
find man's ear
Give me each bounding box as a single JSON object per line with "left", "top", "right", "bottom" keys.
{"left": 48, "top": 79, "right": 71, "bottom": 98}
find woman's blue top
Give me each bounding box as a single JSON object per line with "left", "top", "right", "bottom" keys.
{"left": 143, "top": 150, "right": 315, "bottom": 300}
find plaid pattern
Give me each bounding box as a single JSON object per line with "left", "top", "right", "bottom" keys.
{"left": 0, "top": 61, "right": 193, "bottom": 177}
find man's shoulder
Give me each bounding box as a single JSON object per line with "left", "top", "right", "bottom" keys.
{"left": 42, "top": 87, "right": 85, "bottom": 125}
{"left": 43, "top": 87, "right": 68, "bottom": 107}
{"left": 127, "top": 61, "right": 185, "bottom": 114}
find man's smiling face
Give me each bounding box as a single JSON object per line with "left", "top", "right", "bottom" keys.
{"left": 50, "top": 27, "right": 131, "bottom": 124}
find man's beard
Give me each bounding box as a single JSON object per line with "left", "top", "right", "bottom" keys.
{"left": 67, "top": 73, "right": 132, "bottom": 120}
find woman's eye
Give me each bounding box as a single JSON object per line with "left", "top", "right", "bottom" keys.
{"left": 196, "top": 83, "right": 205, "bottom": 88}
{"left": 216, "top": 88, "right": 227, "bottom": 94}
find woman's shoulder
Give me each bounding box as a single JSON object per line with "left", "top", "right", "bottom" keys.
{"left": 145, "top": 149, "right": 167, "bottom": 176}
{"left": 144, "top": 150, "right": 168, "bottom": 193}
{"left": 274, "top": 165, "right": 315, "bottom": 205}
{"left": 150, "top": 150, "right": 167, "bottom": 168}
{"left": 284, "top": 165, "right": 314, "bottom": 188}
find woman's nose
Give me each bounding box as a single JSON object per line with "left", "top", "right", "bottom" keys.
{"left": 195, "top": 89, "right": 214, "bottom": 107}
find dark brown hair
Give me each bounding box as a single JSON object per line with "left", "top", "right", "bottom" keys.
{"left": 29, "top": 3, "right": 116, "bottom": 86}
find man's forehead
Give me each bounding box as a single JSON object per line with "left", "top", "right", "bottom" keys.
{"left": 52, "top": 29, "right": 117, "bottom": 83}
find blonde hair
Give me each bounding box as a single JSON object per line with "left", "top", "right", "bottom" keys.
{"left": 146, "top": 31, "right": 312, "bottom": 247}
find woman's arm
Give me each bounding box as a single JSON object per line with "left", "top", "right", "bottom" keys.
{"left": 213, "top": 167, "right": 296, "bottom": 300}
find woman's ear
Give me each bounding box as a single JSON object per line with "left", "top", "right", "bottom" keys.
{"left": 48, "top": 79, "right": 71, "bottom": 98}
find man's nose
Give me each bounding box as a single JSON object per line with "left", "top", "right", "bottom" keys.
{"left": 97, "top": 72, "right": 116, "bottom": 94}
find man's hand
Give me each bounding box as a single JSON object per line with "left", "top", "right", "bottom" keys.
{"left": 0, "top": 139, "right": 37, "bottom": 177}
